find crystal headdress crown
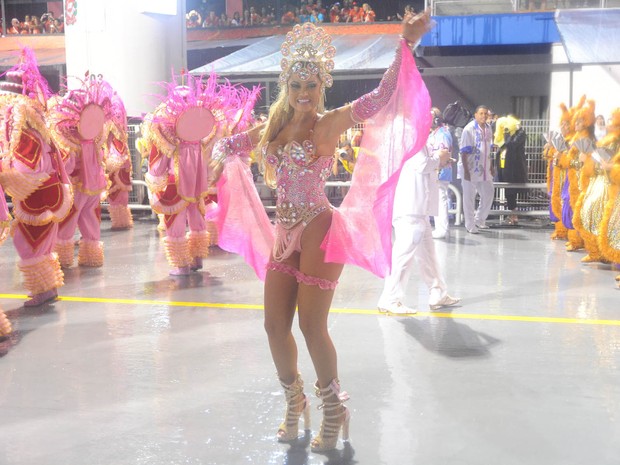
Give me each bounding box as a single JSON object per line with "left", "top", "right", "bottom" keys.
{"left": 279, "top": 22, "right": 336, "bottom": 88}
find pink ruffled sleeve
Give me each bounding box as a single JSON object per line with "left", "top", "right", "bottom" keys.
{"left": 322, "top": 40, "right": 432, "bottom": 278}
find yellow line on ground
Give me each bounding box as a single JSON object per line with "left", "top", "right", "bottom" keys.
{"left": 1, "top": 293, "right": 620, "bottom": 326}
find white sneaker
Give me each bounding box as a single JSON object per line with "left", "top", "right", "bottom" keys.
{"left": 429, "top": 295, "right": 460, "bottom": 311}
{"left": 378, "top": 302, "right": 417, "bottom": 315}
{"left": 432, "top": 230, "right": 450, "bottom": 239}
{"left": 466, "top": 226, "right": 479, "bottom": 234}
{"left": 476, "top": 223, "right": 490, "bottom": 230}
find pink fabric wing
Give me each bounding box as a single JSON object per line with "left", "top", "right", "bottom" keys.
{"left": 213, "top": 157, "right": 275, "bottom": 280}
{"left": 322, "top": 40, "right": 432, "bottom": 278}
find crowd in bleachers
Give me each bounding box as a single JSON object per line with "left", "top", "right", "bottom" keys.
{"left": 2, "top": 13, "right": 64, "bottom": 35}
{"left": 187, "top": 1, "right": 392, "bottom": 29}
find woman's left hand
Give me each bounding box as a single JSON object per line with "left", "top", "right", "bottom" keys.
{"left": 401, "top": 9, "right": 433, "bottom": 45}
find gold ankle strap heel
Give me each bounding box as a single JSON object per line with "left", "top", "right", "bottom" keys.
{"left": 311, "top": 378, "right": 350, "bottom": 452}
{"left": 277, "top": 373, "right": 310, "bottom": 442}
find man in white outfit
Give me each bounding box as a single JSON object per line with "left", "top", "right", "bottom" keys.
{"left": 377, "top": 144, "right": 460, "bottom": 315}
{"left": 458, "top": 105, "right": 494, "bottom": 234}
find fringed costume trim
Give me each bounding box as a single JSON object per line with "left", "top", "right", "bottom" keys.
{"left": 188, "top": 230, "right": 210, "bottom": 259}
{"left": 55, "top": 239, "right": 75, "bottom": 267}
{"left": 77, "top": 239, "right": 104, "bottom": 267}
{"left": 164, "top": 235, "right": 192, "bottom": 268}
{"left": 18, "top": 252, "right": 64, "bottom": 294}
{"left": 108, "top": 204, "right": 134, "bottom": 229}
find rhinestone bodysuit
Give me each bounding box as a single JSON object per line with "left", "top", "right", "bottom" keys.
{"left": 265, "top": 140, "right": 334, "bottom": 261}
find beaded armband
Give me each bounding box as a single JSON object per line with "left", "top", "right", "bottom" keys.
{"left": 350, "top": 40, "right": 404, "bottom": 123}
{"left": 212, "top": 132, "right": 253, "bottom": 166}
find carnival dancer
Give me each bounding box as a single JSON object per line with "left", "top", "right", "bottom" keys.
{"left": 597, "top": 108, "right": 620, "bottom": 283}
{"left": 138, "top": 72, "right": 259, "bottom": 276}
{"left": 0, "top": 48, "right": 72, "bottom": 306}
{"left": 210, "top": 14, "right": 433, "bottom": 452}
{"left": 48, "top": 73, "right": 117, "bottom": 268}
{"left": 571, "top": 100, "right": 606, "bottom": 263}
{"left": 555, "top": 97, "right": 586, "bottom": 252}
{"left": 103, "top": 93, "right": 133, "bottom": 230}
{"left": 544, "top": 111, "right": 568, "bottom": 240}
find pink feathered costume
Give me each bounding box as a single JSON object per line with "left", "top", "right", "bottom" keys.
{"left": 48, "top": 74, "right": 118, "bottom": 267}
{"left": 139, "top": 73, "right": 260, "bottom": 274}
{"left": 0, "top": 48, "right": 73, "bottom": 306}
{"left": 213, "top": 39, "right": 431, "bottom": 280}
{"left": 103, "top": 95, "right": 133, "bottom": 230}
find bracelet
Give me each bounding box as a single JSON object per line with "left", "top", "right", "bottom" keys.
{"left": 399, "top": 35, "right": 419, "bottom": 52}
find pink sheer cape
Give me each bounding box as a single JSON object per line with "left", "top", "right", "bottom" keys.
{"left": 322, "top": 40, "right": 431, "bottom": 277}
{"left": 213, "top": 40, "right": 431, "bottom": 280}
{"left": 212, "top": 157, "right": 275, "bottom": 280}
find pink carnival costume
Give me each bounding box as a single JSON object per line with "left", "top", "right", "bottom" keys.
{"left": 103, "top": 94, "right": 133, "bottom": 230}
{"left": 212, "top": 27, "right": 431, "bottom": 281}
{"left": 138, "top": 72, "right": 259, "bottom": 275}
{"left": 48, "top": 73, "right": 117, "bottom": 267}
{"left": 0, "top": 48, "right": 73, "bottom": 306}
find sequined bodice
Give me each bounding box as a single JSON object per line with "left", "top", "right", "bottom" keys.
{"left": 266, "top": 140, "right": 334, "bottom": 229}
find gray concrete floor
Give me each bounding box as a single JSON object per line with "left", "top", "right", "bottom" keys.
{"left": 1, "top": 216, "right": 619, "bottom": 465}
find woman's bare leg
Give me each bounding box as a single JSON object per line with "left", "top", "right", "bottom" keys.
{"left": 264, "top": 254, "right": 301, "bottom": 384}
{"left": 296, "top": 211, "right": 344, "bottom": 388}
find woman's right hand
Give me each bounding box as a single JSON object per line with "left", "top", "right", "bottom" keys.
{"left": 401, "top": 9, "right": 433, "bottom": 46}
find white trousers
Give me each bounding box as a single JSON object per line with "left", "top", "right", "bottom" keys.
{"left": 433, "top": 180, "right": 450, "bottom": 236}
{"left": 462, "top": 179, "right": 494, "bottom": 230}
{"left": 379, "top": 215, "right": 447, "bottom": 307}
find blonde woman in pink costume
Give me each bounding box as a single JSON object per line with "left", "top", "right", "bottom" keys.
{"left": 0, "top": 48, "right": 72, "bottom": 306}
{"left": 48, "top": 73, "right": 118, "bottom": 268}
{"left": 211, "top": 13, "right": 433, "bottom": 452}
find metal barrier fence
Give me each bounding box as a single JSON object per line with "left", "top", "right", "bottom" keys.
{"left": 120, "top": 120, "right": 552, "bottom": 224}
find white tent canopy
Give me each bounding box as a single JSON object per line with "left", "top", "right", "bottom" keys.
{"left": 190, "top": 34, "right": 402, "bottom": 80}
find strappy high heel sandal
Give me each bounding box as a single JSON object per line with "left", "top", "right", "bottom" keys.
{"left": 277, "top": 373, "right": 311, "bottom": 442}
{"left": 311, "top": 378, "right": 350, "bottom": 452}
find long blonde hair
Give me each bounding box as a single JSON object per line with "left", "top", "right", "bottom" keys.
{"left": 257, "top": 64, "right": 326, "bottom": 188}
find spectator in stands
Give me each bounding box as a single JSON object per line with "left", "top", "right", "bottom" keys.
{"left": 202, "top": 11, "right": 219, "bottom": 28}
{"left": 52, "top": 17, "right": 64, "bottom": 33}
{"left": 243, "top": 9, "right": 251, "bottom": 26}
{"left": 186, "top": 10, "right": 201, "bottom": 28}
{"left": 310, "top": 8, "right": 324, "bottom": 23}
{"left": 397, "top": 5, "right": 416, "bottom": 21}
{"left": 231, "top": 11, "right": 242, "bottom": 26}
{"left": 250, "top": 6, "right": 261, "bottom": 25}
{"left": 362, "top": 3, "right": 376, "bottom": 22}
{"left": 219, "top": 12, "right": 230, "bottom": 27}
{"left": 340, "top": 1, "right": 351, "bottom": 21}
{"left": 261, "top": 7, "right": 275, "bottom": 25}
{"left": 298, "top": 6, "right": 311, "bottom": 22}
{"left": 7, "top": 18, "right": 21, "bottom": 34}
{"left": 30, "top": 16, "right": 43, "bottom": 34}
{"left": 330, "top": 3, "right": 341, "bottom": 22}
{"left": 347, "top": 3, "right": 364, "bottom": 22}
{"left": 280, "top": 7, "right": 297, "bottom": 24}
{"left": 458, "top": 105, "right": 495, "bottom": 234}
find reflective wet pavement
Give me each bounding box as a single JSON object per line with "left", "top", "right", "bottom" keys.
{"left": 1, "top": 218, "right": 619, "bottom": 465}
